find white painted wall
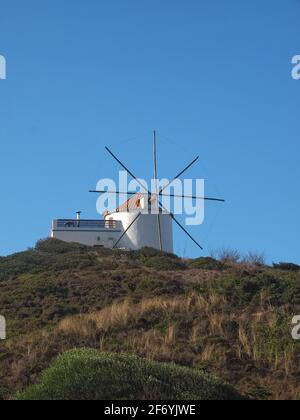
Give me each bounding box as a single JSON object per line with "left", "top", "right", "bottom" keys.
{"left": 51, "top": 230, "right": 122, "bottom": 248}
{"left": 107, "top": 211, "right": 173, "bottom": 253}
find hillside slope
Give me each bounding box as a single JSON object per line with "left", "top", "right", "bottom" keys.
{"left": 0, "top": 239, "right": 300, "bottom": 400}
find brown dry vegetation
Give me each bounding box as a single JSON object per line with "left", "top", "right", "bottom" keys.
{"left": 0, "top": 239, "right": 300, "bottom": 400}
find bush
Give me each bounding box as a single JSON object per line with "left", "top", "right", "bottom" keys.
{"left": 217, "top": 249, "right": 241, "bottom": 264}
{"left": 208, "top": 271, "right": 300, "bottom": 307}
{"left": 189, "top": 257, "right": 226, "bottom": 271}
{"left": 214, "top": 276, "right": 262, "bottom": 306}
{"left": 273, "top": 262, "right": 300, "bottom": 272}
{"left": 15, "top": 349, "right": 243, "bottom": 400}
{"left": 243, "top": 252, "right": 266, "bottom": 266}
{"left": 0, "top": 240, "right": 94, "bottom": 283}
{"left": 134, "top": 247, "right": 178, "bottom": 260}
{"left": 35, "top": 239, "right": 88, "bottom": 254}
{"left": 130, "top": 247, "right": 186, "bottom": 271}
{"left": 136, "top": 277, "right": 185, "bottom": 297}
{"left": 144, "top": 256, "right": 186, "bottom": 271}
{"left": 247, "top": 385, "right": 271, "bottom": 400}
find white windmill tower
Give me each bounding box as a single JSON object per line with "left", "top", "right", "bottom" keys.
{"left": 90, "top": 131, "right": 225, "bottom": 253}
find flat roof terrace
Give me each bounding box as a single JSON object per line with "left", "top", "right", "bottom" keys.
{"left": 52, "top": 219, "right": 122, "bottom": 232}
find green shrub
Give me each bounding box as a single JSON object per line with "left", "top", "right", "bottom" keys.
{"left": 273, "top": 262, "right": 300, "bottom": 272}
{"left": 243, "top": 252, "right": 266, "bottom": 266}
{"left": 136, "top": 277, "right": 185, "bottom": 297}
{"left": 217, "top": 249, "right": 241, "bottom": 263}
{"left": 195, "top": 271, "right": 300, "bottom": 307}
{"left": 129, "top": 247, "right": 186, "bottom": 270}
{"left": 144, "top": 256, "right": 186, "bottom": 271}
{"left": 0, "top": 240, "right": 92, "bottom": 283}
{"left": 35, "top": 238, "right": 88, "bottom": 254}
{"left": 15, "top": 349, "right": 243, "bottom": 400}
{"left": 247, "top": 385, "right": 271, "bottom": 400}
{"left": 189, "top": 257, "right": 226, "bottom": 271}
{"left": 134, "top": 247, "right": 178, "bottom": 260}
{"left": 211, "top": 276, "right": 262, "bottom": 307}
{"left": 0, "top": 387, "right": 9, "bottom": 401}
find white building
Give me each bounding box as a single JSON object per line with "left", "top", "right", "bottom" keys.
{"left": 51, "top": 193, "right": 174, "bottom": 253}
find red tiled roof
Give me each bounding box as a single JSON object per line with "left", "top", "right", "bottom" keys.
{"left": 107, "top": 193, "right": 157, "bottom": 215}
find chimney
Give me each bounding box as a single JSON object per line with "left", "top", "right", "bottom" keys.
{"left": 76, "top": 211, "right": 82, "bottom": 227}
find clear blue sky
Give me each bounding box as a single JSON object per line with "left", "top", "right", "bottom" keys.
{"left": 0, "top": 0, "right": 299, "bottom": 263}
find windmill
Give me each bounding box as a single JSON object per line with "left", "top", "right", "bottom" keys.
{"left": 90, "top": 131, "right": 225, "bottom": 253}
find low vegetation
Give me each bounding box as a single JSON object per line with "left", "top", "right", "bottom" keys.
{"left": 0, "top": 239, "right": 299, "bottom": 400}
{"left": 15, "top": 349, "right": 242, "bottom": 400}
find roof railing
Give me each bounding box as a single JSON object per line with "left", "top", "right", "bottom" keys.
{"left": 52, "top": 219, "right": 120, "bottom": 230}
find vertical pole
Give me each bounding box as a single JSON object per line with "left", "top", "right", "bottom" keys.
{"left": 76, "top": 211, "right": 82, "bottom": 228}
{"left": 153, "top": 130, "right": 158, "bottom": 194}
{"left": 153, "top": 131, "right": 163, "bottom": 251}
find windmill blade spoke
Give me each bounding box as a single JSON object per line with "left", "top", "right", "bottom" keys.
{"left": 158, "top": 201, "right": 203, "bottom": 251}
{"left": 153, "top": 130, "right": 159, "bottom": 194}
{"left": 113, "top": 212, "right": 142, "bottom": 249}
{"left": 171, "top": 214, "right": 204, "bottom": 250}
{"left": 159, "top": 156, "right": 199, "bottom": 195}
{"left": 89, "top": 190, "right": 137, "bottom": 195}
{"left": 153, "top": 131, "right": 163, "bottom": 251}
{"left": 166, "top": 194, "right": 225, "bottom": 202}
{"left": 157, "top": 213, "right": 163, "bottom": 251}
{"left": 90, "top": 190, "right": 225, "bottom": 203}
{"left": 105, "top": 147, "right": 151, "bottom": 195}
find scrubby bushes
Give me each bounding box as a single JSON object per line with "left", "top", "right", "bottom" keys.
{"left": 130, "top": 247, "right": 186, "bottom": 271}
{"left": 133, "top": 247, "right": 178, "bottom": 260}
{"left": 242, "top": 252, "right": 266, "bottom": 266}
{"left": 273, "top": 262, "right": 300, "bottom": 272}
{"left": 136, "top": 277, "right": 185, "bottom": 297}
{"left": 192, "top": 271, "right": 300, "bottom": 307}
{"left": 211, "top": 249, "right": 266, "bottom": 267}
{"left": 217, "top": 249, "right": 241, "bottom": 264}
{"left": 35, "top": 238, "right": 88, "bottom": 254}
{"left": 0, "top": 239, "right": 94, "bottom": 283}
{"left": 189, "top": 257, "right": 227, "bottom": 271}
{"left": 15, "top": 349, "right": 242, "bottom": 400}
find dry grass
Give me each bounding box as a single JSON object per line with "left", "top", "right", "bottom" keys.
{"left": 56, "top": 293, "right": 299, "bottom": 384}
{"left": 58, "top": 292, "right": 229, "bottom": 337}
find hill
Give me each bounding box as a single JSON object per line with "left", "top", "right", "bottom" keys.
{"left": 0, "top": 239, "right": 300, "bottom": 400}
